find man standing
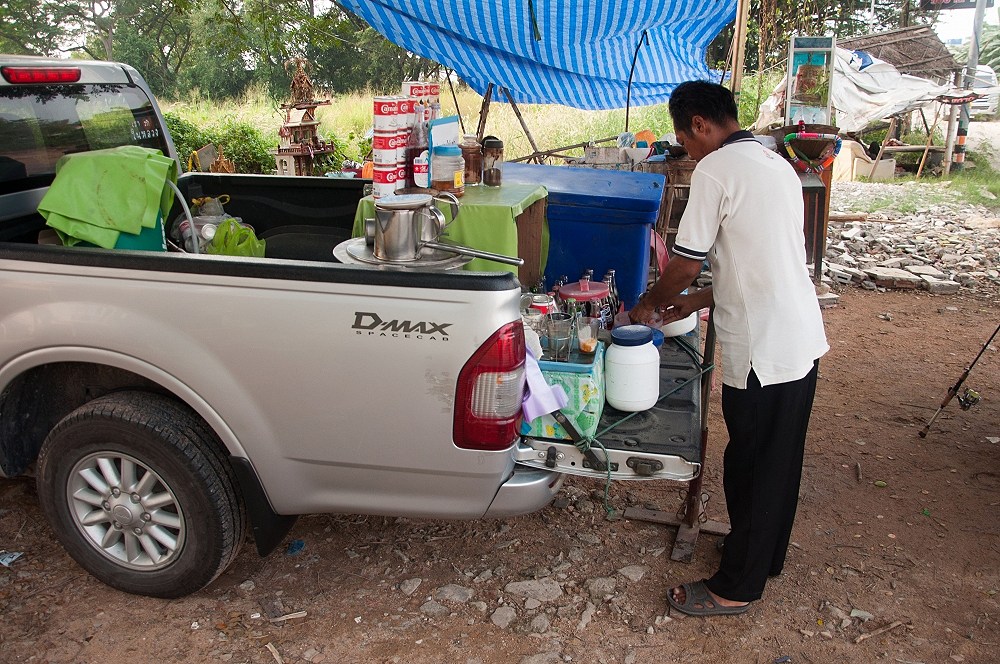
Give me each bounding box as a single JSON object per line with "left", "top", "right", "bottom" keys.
{"left": 630, "top": 81, "right": 828, "bottom": 616}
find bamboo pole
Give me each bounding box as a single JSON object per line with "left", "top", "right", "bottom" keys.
{"left": 916, "top": 104, "right": 942, "bottom": 179}
{"left": 869, "top": 116, "right": 897, "bottom": 180}
{"left": 475, "top": 83, "right": 494, "bottom": 143}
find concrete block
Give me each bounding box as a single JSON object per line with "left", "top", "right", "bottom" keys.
{"left": 878, "top": 257, "right": 909, "bottom": 268}
{"left": 920, "top": 275, "right": 961, "bottom": 294}
{"left": 863, "top": 266, "right": 923, "bottom": 289}
{"left": 905, "top": 265, "right": 946, "bottom": 279}
{"left": 817, "top": 292, "right": 840, "bottom": 308}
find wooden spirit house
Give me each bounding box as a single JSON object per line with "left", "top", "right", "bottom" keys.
{"left": 273, "top": 58, "right": 335, "bottom": 176}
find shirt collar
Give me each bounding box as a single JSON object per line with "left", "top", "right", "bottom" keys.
{"left": 721, "top": 130, "right": 755, "bottom": 147}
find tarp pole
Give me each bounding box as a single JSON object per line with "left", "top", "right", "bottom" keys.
{"left": 503, "top": 87, "right": 542, "bottom": 161}
{"left": 625, "top": 30, "right": 649, "bottom": 132}
{"left": 475, "top": 84, "right": 494, "bottom": 143}
{"left": 445, "top": 69, "right": 467, "bottom": 135}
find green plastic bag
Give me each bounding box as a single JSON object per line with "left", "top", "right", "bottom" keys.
{"left": 206, "top": 219, "right": 265, "bottom": 258}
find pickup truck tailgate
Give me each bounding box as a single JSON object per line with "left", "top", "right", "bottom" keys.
{"left": 517, "top": 331, "right": 704, "bottom": 481}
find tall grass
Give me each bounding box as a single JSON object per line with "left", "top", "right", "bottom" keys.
{"left": 163, "top": 84, "right": 683, "bottom": 162}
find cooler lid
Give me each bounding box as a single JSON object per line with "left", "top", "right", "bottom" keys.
{"left": 500, "top": 162, "right": 665, "bottom": 212}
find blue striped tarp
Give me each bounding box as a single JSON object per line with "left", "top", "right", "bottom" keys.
{"left": 344, "top": 1, "right": 736, "bottom": 110}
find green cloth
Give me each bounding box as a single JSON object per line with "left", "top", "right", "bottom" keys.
{"left": 353, "top": 184, "right": 548, "bottom": 273}
{"left": 38, "top": 146, "right": 176, "bottom": 249}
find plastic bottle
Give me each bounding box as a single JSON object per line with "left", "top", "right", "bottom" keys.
{"left": 605, "top": 325, "right": 660, "bottom": 412}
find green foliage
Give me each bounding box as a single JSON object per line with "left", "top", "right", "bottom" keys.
{"left": 952, "top": 20, "right": 1000, "bottom": 73}
{"left": 163, "top": 112, "right": 210, "bottom": 165}
{"left": 212, "top": 119, "right": 276, "bottom": 174}
{"left": 164, "top": 112, "right": 274, "bottom": 174}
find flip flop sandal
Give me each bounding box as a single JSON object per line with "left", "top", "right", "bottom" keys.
{"left": 666, "top": 580, "right": 750, "bottom": 616}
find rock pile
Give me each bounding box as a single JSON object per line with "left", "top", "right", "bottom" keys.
{"left": 826, "top": 182, "right": 1000, "bottom": 296}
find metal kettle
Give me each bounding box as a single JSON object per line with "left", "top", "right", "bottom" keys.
{"left": 372, "top": 193, "right": 452, "bottom": 262}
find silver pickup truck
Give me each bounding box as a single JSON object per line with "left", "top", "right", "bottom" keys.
{"left": 0, "top": 56, "right": 702, "bottom": 598}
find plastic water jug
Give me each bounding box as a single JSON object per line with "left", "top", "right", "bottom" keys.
{"left": 605, "top": 325, "right": 660, "bottom": 412}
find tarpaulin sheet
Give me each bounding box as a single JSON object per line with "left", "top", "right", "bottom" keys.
{"left": 344, "top": 0, "right": 736, "bottom": 110}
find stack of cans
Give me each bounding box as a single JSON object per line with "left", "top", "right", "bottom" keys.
{"left": 370, "top": 81, "right": 442, "bottom": 198}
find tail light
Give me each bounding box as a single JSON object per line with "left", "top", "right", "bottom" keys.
{"left": 1, "top": 66, "right": 82, "bottom": 84}
{"left": 454, "top": 321, "right": 526, "bottom": 451}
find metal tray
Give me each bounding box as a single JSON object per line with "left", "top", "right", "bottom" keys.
{"left": 333, "top": 238, "right": 472, "bottom": 270}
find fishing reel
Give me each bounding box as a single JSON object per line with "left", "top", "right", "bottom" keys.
{"left": 958, "top": 387, "right": 981, "bottom": 411}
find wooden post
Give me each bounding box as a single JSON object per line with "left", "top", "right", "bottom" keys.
{"left": 869, "top": 116, "right": 897, "bottom": 180}
{"left": 502, "top": 87, "right": 542, "bottom": 162}
{"left": 730, "top": 0, "right": 752, "bottom": 98}
{"left": 475, "top": 83, "right": 494, "bottom": 143}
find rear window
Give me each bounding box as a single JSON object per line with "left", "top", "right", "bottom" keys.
{"left": 0, "top": 83, "right": 170, "bottom": 186}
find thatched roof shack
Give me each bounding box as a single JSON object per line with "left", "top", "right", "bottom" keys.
{"left": 839, "top": 25, "right": 959, "bottom": 84}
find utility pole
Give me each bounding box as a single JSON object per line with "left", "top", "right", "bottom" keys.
{"left": 953, "top": 0, "right": 989, "bottom": 171}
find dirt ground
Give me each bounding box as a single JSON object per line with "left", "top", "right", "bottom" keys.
{"left": 1, "top": 282, "right": 998, "bottom": 664}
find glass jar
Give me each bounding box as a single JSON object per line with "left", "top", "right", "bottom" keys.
{"left": 460, "top": 134, "right": 483, "bottom": 185}
{"left": 482, "top": 136, "right": 504, "bottom": 170}
{"left": 431, "top": 145, "right": 465, "bottom": 197}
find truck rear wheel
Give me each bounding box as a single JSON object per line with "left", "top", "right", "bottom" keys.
{"left": 36, "top": 391, "right": 245, "bottom": 598}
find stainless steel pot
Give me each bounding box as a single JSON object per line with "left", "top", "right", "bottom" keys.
{"left": 372, "top": 194, "right": 447, "bottom": 262}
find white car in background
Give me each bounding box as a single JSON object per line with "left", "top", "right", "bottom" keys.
{"left": 971, "top": 64, "right": 998, "bottom": 119}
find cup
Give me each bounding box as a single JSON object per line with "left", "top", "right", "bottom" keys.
{"left": 546, "top": 312, "right": 574, "bottom": 362}
{"left": 576, "top": 317, "right": 600, "bottom": 355}
{"left": 521, "top": 311, "right": 545, "bottom": 338}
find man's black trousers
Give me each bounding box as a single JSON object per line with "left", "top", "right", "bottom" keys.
{"left": 705, "top": 361, "right": 819, "bottom": 603}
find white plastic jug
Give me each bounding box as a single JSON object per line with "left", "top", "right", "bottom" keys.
{"left": 605, "top": 325, "right": 660, "bottom": 412}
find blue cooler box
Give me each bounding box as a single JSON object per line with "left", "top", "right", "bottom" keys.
{"left": 501, "top": 162, "right": 666, "bottom": 309}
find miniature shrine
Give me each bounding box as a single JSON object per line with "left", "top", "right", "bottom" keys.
{"left": 272, "top": 58, "right": 336, "bottom": 176}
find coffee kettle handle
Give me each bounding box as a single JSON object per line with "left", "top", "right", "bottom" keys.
{"left": 433, "top": 192, "right": 461, "bottom": 223}
{"left": 418, "top": 204, "right": 448, "bottom": 243}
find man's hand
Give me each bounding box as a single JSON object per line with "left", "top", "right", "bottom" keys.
{"left": 629, "top": 296, "right": 659, "bottom": 325}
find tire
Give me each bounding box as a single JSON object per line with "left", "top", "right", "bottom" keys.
{"left": 36, "top": 391, "right": 246, "bottom": 598}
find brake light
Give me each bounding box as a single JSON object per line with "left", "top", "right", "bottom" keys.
{"left": 1, "top": 66, "right": 82, "bottom": 84}
{"left": 454, "top": 321, "right": 526, "bottom": 451}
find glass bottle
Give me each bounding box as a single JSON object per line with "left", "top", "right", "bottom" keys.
{"left": 460, "top": 134, "right": 483, "bottom": 185}
{"left": 404, "top": 103, "right": 428, "bottom": 189}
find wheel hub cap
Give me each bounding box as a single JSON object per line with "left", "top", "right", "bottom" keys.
{"left": 67, "top": 451, "right": 185, "bottom": 570}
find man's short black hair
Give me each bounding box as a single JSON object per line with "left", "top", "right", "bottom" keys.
{"left": 668, "top": 80, "right": 739, "bottom": 133}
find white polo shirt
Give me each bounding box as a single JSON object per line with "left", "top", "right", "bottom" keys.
{"left": 672, "top": 133, "right": 829, "bottom": 389}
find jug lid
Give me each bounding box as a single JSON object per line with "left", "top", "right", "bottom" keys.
{"left": 374, "top": 193, "right": 434, "bottom": 210}
{"left": 611, "top": 325, "right": 653, "bottom": 347}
